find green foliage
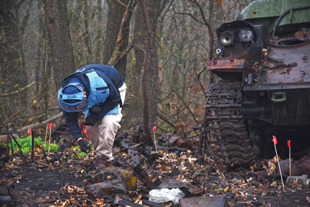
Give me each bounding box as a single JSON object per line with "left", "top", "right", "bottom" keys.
{"left": 70, "top": 146, "right": 80, "bottom": 151}
{"left": 6, "top": 136, "right": 59, "bottom": 154}
{"left": 70, "top": 146, "right": 87, "bottom": 157}
{"left": 77, "top": 151, "right": 87, "bottom": 157}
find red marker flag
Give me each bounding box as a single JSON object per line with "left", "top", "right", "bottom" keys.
{"left": 153, "top": 127, "right": 156, "bottom": 133}
{"left": 86, "top": 128, "right": 89, "bottom": 140}
{"left": 272, "top": 135, "right": 278, "bottom": 145}
{"left": 47, "top": 123, "right": 53, "bottom": 130}
{"left": 27, "top": 128, "right": 32, "bottom": 135}
{"left": 287, "top": 140, "right": 291, "bottom": 147}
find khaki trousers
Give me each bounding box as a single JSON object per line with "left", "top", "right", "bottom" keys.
{"left": 87, "top": 83, "right": 126, "bottom": 161}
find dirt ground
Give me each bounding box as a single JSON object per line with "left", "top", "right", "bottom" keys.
{"left": 0, "top": 147, "right": 310, "bottom": 207}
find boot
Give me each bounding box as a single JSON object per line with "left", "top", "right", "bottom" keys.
{"left": 94, "top": 155, "right": 113, "bottom": 169}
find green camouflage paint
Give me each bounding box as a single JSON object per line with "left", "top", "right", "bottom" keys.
{"left": 237, "top": 0, "right": 310, "bottom": 34}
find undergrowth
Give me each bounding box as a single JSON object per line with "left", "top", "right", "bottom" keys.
{"left": 2, "top": 136, "right": 88, "bottom": 157}
{"left": 4, "top": 136, "right": 59, "bottom": 154}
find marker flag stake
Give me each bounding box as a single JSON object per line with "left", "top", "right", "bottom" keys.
{"left": 288, "top": 140, "right": 291, "bottom": 176}
{"left": 82, "top": 127, "right": 89, "bottom": 140}
{"left": 153, "top": 126, "right": 157, "bottom": 152}
{"left": 86, "top": 128, "right": 89, "bottom": 141}
{"left": 44, "top": 126, "right": 48, "bottom": 150}
{"left": 272, "top": 135, "right": 285, "bottom": 190}
{"left": 47, "top": 123, "right": 52, "bottom": 152}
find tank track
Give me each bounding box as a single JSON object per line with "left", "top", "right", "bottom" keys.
{"left": 205, "top": 81, "right": 253, "bottom": 167}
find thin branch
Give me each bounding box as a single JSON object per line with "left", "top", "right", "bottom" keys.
{"left": 116, "top": 0, "right": 127, "bottom": 7}
{"left": 188, "top": 0, "right": 214, "bottom": 59}
{"left": 20, "top": 0, "right": 32, "bottom": 37}
{"left": 9, "top": 108, "right": 60, "bottom": 123}
{"left": 159, "top": 0, "right": 172, "bottom": 15}
{"left": 158, "top": 89, "right": 174, "bottom": 103}
{"left": 171, "top": 88, "right": 197, "bottom": 124}
{"left": 159, "top": 31, "right": 203, "bottom": 71}
{"left": 167, "top": 104, "right": 191, "bottom": 121}
{"left": 17, "top": 112, "right": 63, "bottom": 133}
{"left": 218, "top": 1, "right": 225, "bottom": 23}
{"left": 177, "top": 50, "right": 212, "bottom": 154}
{"left": 157, "top": 112, "right": 176, "bottom": 128}
{"left": 174, "top": 12, "right": 205, "bottom": 25}
{"left": 224, "top": 0, "right": 240, "bottom": 22}
{"left": 109, "top": 41, "right": 134, "bottom": 66}
{"left": 82, "top": 0, "right": 92, "bottom": 56}
{"left": 108, "top": 0, "right": 135, "bottom": 65}
{"left": 4, "top": 80, "right": 50, "bottom": 124}
{"left": 2, "top": 81, "right": 36, "bottom": 97}
{"left": 186, "top": 50, "right": 207, "bottom": 97}
{"left": 2, "top": 127, "right": 27, "bottom": 164}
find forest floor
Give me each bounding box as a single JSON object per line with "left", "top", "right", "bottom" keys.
{"left": 0, "top": 137, "right": 310, "bottom": 207}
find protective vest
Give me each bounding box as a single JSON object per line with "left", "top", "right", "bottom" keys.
{"left": 84, "top": 70, "right": 119, "bottom": 117}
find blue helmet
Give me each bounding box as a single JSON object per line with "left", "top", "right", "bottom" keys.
{"left": 58, "top": 79, "right": 88, "bottom": 113}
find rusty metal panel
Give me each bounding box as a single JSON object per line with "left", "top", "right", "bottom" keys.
{"left": 261, "top": 40, "right": 310, "bottom": 86}
{"left": 207, "top": 58, "right": 246, "bottom": 72}
{"left": 179, "top": 196, "right": 230, "bottom": 207}
{"left": 244, "top": 40, "right": 310, "bottom": 91}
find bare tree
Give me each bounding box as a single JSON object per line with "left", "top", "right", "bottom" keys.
{"left": 127, "top": 0, "right": 169, "bottom": 136}
{"left": 136, "top": 0, "right": 153, "bottom": 144}
{"left": 82, "top": 0, "right": 92, "bottom": 64}
{"left": 0, "top": 0, "right": 32, "bottom": 121}
{"left": 43, "top": 0, "right": 75, "bottom": 90}
{"left": 103, "top": 0, "right": 131, "bottom": 78}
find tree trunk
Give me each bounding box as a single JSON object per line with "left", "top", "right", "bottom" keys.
{"left": 103, "top": 0, "right": 130, "bottom": 79}
{"left": 137, "top": 0, "right": 153, "bottom": 145}
{"left": 132, "top": 0, "right": 165, "bottom": 128}
{"left": 95, "top": 0, "right": 103, "bottom": 63}
{"left": 0, "top": 0, "right": 30, "bottom": 119}
{"left": 83, "top": 0, "right": 92, "bottom": 64}
{"left": 43, "top": 0, "right": 75, "bottom": 90}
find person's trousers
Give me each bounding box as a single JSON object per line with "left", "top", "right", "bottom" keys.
{"left": 87, "top": 83, "right": 126, "bottom": 161}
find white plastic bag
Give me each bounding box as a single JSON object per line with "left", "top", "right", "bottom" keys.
{"left": 149, "top": 188, "right": 185, "bottom": 205}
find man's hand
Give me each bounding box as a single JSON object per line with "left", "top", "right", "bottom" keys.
{"left": 77, "top": 138, "right": 91, "bottom": 153}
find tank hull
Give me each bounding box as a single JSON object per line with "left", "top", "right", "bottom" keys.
{"left": 203, "top": 0, "right": 310, "bottom": 165}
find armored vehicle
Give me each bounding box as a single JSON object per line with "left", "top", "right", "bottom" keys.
{"left": 205, "top": 0, "right": 310, "bottom": 166}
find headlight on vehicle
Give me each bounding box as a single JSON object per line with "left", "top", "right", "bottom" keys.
{"left": 220, "top": 31, "right": 234, "bottom": 46}
{"left": 239, "top": 29, "right": 254, "bottom": 42}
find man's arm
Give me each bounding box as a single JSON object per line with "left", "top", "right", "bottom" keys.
{"left": 63, "top": 111, "right": 82, "bottom": 140}
{"left": 63, "top": 111, "right": 91, "bottom": 153}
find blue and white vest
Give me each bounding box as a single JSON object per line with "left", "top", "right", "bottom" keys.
{"left": 84, "top": 70, "right": 119, "bottom": 117}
